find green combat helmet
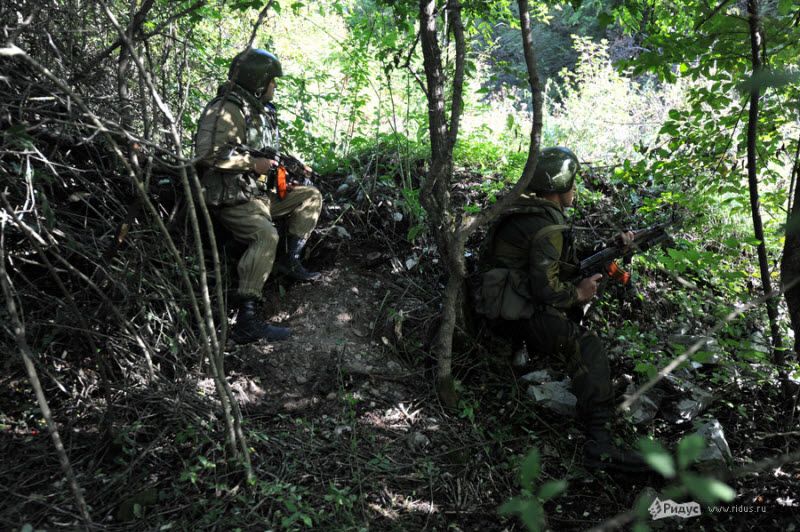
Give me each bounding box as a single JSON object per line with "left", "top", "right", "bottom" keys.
{"left": 229, "top": 48, "right": 283, "bottom": 94}
{"left": 527, "top": 146, "right": 580, "bottom": 193}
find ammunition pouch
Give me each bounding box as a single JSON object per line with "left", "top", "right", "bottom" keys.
{"left": 200, "top": 169, "right": 265, "bottom": 207}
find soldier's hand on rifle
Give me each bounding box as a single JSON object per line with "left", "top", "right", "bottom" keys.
{"left": 617, "top": 230, "right": 635, "bottom": 249}
{"left": 253, "top": 157, "right": 278, "bottom": 176}
{"left": 576, "top": 273, "right": 603, "bottom": 302}
{"left": 295, "top": 165, "right": 315, "bottom": 187}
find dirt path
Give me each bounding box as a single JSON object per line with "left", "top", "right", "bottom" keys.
{"left": 219, "top": 258, "right": 413, "bottom": 413}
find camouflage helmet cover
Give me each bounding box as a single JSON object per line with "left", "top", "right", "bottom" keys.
{"left": 528, "top": 147, "right": 580, "bottom": 193}
{"left": 229, "top": 48, "right": 283, "bottom": 94}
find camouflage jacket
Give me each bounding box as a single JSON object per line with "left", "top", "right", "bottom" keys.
{"left": 477, "top": 194, "right": 579, "bottom": 320}
{"left": 194, "top": 82, "right": 280, "bottom": 207}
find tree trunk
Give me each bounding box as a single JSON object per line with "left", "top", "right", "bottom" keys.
{"left": 418, "top": 0, "right": 459, "bottom": 406}
{"left": 417, "top": 0, "right": 544, "bottom": 407}
{"left": 780, "top": 136, "right": 800, "bottom": 356}
{"left": 746, "top": 0, "right": 783, "bottom": 363}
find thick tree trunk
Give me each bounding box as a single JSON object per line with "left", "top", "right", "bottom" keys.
{"left": 746, "top": 0, "right": 783, "bottom": 363}
{"left": 780, "top": 137, "right": 800, "bottom": 356}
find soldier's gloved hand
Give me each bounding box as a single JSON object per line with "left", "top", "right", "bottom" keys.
{"left": 576, "top": 273, "right": 603, "bottom": 302}
{"left": 253, "top": 157, "right": 278, "bottom": 176}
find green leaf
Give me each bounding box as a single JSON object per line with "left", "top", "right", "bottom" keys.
{"left": 520, "top": 448, "right": 541, "bottom": 489}
{"left": 498, "top": 496, "right": 526, "bottom": 515}
{"left": 537, "top": 480, "right": 567, "bottom": 501}
{"left": 778, "top": 0, "right": 795, "bottom": 14}
{"left": 681, "top": 472, "right": 736, "bottom": 504}
{"left": 677, "top": 434, "right": 706, "bottom": 470}
{"left": 598, "top": 12, "right": 614, "bottom": 29}
{"left": 198, "top": 456, "right": 216, "bottom": 469}
{"left": 638, "top": 438, "right": 675, "bottom": 478}
{"left": 520, "top": 499, "right": 544, "bottom": 532}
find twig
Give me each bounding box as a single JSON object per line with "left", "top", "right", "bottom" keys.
{"left": 72, "top": 0, "right": 206, "bottom": 83}
{"left": 0, "top": 218, "right": 92, "bottom": 526}
{"left": 752, "top": 430, "right": 800, "bottom": 440}
{"left": 694, "top": 0, "right": 735, "bottom": 30}
{"left": 620, "top": 276, "right": 800, "bottom": 412}
{"left": 101, "top": 0, "right": 254, "bottom": 477}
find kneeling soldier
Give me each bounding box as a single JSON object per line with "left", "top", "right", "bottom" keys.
{"left": 195, "top": 48, "right": 322, "bottom": 344}
{"left": 478, "top": 147, "right": 649, "bottom": 473}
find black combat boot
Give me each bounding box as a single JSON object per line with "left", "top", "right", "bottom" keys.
{"left": 230, "top": 297, "right": 291, "bottom": 344}
{"left": 582, "top": 408, "right": 651, "bottom": 473}
{"left": 274, "top": 235, "right": 321, "bottom": 281}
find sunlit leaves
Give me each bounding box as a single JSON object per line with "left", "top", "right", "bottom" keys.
{"left": 639, "top": 438, "right": 676, "bottom": 478}
{"left": 682, "top": 473, "right": 736, "bottom": 505}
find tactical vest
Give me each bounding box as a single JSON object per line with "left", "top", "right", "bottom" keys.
{"left": 196, "top": 84, "right": 280, "bottom": 207}
{"left": 476, "top": 200, "right": 574, "bottom": 320}
{"left": 200, "top": 83, "right": 280, "bottom": 152}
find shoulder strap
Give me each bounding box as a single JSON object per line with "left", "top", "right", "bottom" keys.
{"left": 207, "top": 91, "right": 248, "bottom": 121}
{"left": 532, "top": 224, "right": 569, "bottom": 243}
{"left": 479, "top": 205, "right": 548, "bottom": 272}
{"left": 194, "top": 90, "right": 249, "bottom": 154}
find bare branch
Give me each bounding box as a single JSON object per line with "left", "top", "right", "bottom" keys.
{"left": 621, "top": 277, "right": 800, "bottom": 411}
{"left": 0, "top": 216, "right": 92, "bottom": 526}
{"left": 459, "top": 0, "right": 543, "bottom": 238}
{"left": 446, "top": 0, "right": 465, "bottom": 151}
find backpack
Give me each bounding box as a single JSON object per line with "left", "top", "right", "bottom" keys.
{"left": 475, "top": 204, "right": 568, "bottom": 321}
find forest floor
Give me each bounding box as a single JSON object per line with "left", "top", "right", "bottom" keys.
{"left": 1, "top": 171, "right": 799, "bottom": 531}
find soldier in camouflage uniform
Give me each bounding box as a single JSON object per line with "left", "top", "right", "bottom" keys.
{"left": 195, "top": 48, "right": 322, "bottom": 344}
{"left": 478, "top": 147, "right": 649, "bottom": 473}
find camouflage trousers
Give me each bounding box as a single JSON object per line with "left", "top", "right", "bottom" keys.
{"left": 215, "top": 186, "right": 322, "bottom": 298}
{"left": 501, "top": 312, "right": 613, "bottom": 415}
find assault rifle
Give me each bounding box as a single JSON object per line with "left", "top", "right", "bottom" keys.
{"left": 234, "top": 144, "right": 320, "bottom": 199}
{"left": 577, "top": 222, "right": 673, "bottom": 285}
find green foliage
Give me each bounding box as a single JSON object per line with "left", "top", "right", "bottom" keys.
{"left": 636, "top": 433, "right": 735, "bottom": 527}
{"left": 257, "top": 480, "right": 318, "bottom": 528}
{"left": 639, "top": 437, "right": 676, "bottom": 477}
{"left": 607, "top": 0, "right": 799, "bottom": 336}
{"left": 545, "top": 36, "right": 683, "bottom": 162}
{"left": 499, "top": 448, "right": 568, "bottom": 531}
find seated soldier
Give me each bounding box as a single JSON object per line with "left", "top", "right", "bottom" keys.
{"left": 478, "top": 146, "right": 649, "bottom": 473}
{"left": 195, "top": 48, "right": 322, "bottom": 344}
